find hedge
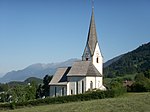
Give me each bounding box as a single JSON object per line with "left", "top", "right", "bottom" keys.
{"left": 0, "top": 89, "right": 125, "bottom": 110}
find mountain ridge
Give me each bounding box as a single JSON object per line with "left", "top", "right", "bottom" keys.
{"left": 104, "top": 42, "right": 150, "bottom": 77}
{"left": 1, "top": 42, "right": 150, "bottom": 83}
{"left": 0, "top": 58, "right": 79, "bottom": 83}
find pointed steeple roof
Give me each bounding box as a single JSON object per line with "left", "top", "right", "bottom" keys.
{"left": 86, "top": 8, "right": 98, "bottom": 56}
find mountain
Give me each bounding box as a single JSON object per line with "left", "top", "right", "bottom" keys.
{"left": 1, "top": 42, "right": 149, "bottom": 83}
{"left": 104, "top": 55, "right": 123, "bottom": 68}
{"left": 104, "top": 42, "right": 150, "bottom": 78}
{"left": 0, "top": 73, "right": 4, "bottom": 78}
{"left": 0, "top": 58, "right": 78, "bottom": 83}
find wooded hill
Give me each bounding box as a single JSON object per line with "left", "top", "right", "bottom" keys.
{"left": 104, "top": 42, "right": 150, "bottom": 78}
{"left": 0, "top": 77, "right": 42, "bottom": 92}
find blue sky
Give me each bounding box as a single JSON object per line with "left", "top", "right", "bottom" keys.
{"left": 0, "top": 0, "right": 150, "bottom": 75}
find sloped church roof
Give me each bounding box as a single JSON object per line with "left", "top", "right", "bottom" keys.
{"left": 49, "top": 61, "right": 102, "bottom": 85}
{"left": 50, "top": 67, "right": 71, "bottom": 85}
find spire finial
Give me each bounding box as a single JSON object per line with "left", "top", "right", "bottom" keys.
{"left": 92, "top": 0, "right": 94, "bottom": 9}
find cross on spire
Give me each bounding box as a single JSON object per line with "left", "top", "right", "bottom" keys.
{"left": 92, "top": 0, "right": 94, "bottom": 9}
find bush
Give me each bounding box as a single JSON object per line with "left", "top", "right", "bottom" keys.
{"left": 10, "top": 102, "right": 16, "bottom": 110}
{"left": 0, "top": 89, "right": 126, "bottom": 110}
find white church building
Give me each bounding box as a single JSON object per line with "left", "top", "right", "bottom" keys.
{"left": 49, "top": 8, "right": 106, "bottom": 97}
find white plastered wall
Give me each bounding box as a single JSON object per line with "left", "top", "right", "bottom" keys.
{"left": 85, "top": 76, "right": 103, "bottom": 91}
{"left": 92, "top": 43, "right": 103, "bottom": 75}
{"left": 49, "top": 85, "right": 67, "bottom": 97}
{"left": 67, "top": 76, "right": 86, "bottom": 95}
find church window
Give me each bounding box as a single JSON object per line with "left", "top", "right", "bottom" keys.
{"left": 76, "top": 81, "right": 78, "bottom": 94}
{"left": 96, "top": 57, "right": 99, "bottom": 63}
{"left": 90, "top": 81, "right": 93, "bottom": 90}
{"left": 71, "top": 89, "right": 73, "bottom": 95}
{"left": 82, "top": 81, "right": 84, "bottom": 93}
{"left": 62, "top": 87, "right": 64, "bottom": 96}
{"left": 55, "top": 87, "right": 57, "bottom": 97}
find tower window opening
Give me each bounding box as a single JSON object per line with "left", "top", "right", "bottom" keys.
{"left": 96, "top": 57, "right": 99, "bottom": 63}
{"left": 86, "top": 58, "right": 88, "bottom": 61}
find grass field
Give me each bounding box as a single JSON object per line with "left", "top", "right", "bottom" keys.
{"left": 1, "top": 92, "right": 150, "bottom": 112}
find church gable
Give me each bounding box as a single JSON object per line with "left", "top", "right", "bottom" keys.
{"left": 82, "top": 44, "right": 92, "bottom": 61}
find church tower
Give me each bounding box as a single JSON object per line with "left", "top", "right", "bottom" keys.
{"left": 82, "top": 8, "right": 103, "bottom": 75}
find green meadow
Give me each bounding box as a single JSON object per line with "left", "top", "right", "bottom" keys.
{"left": 1, "top": 92, "right": 150, "bottom": 112}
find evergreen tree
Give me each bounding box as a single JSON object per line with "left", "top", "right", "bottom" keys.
{"left": 36, "top": 84, "right": 43, "bottom": 99}
{"left": 42, "top": 75, "right": 52, "bottom": 97}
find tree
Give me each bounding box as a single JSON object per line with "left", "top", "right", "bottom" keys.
{"left": 144, "top": 69, "right": 150, "bottom": 79}
{"left": 131, "top": 73, "right": 150, "bottom": 92}
{"left": 108, "top": 79, "right": 126, "bottom": 96}
{"left": 0, "top": 92, "right": 8, "bottom": 102}
{"left": 42, "top": 75, "right": 52, "bottom": 97}
{"left": 6, "top": 82, "right": 37, "bottom": 102}
{"left": 0, "top": 83, "right": 9, "bottom": 92}
{"left": 36, "top": 84, "right": 43, "bottom": 99}
{"left": 25, "top": 81, "right": 37, "bottom": 101}
{"left": 7, "top": 85, "right": 26, "bottom": 102}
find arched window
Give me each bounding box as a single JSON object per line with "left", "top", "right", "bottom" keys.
{"left": 96, "top": 57, "right": 99, "bottom": 63}
{"left": 90, "top": 81, "right": 93, "bottom": 90}
{"left": 71, "top": 89, "right": 73, "bottom": 95}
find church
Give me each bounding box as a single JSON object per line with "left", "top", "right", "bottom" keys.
{"left": 49, "top": 8, "right": 106, "bottom": 97}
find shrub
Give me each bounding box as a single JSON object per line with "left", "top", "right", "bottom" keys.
{"left": 0, "top": 88, "right": 126, "bottom": 110}
{"left": 10, "top": 102, "right": 16, "bottom": 110}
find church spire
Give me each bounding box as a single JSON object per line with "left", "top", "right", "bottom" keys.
{"left": 86, "top": 7, "right": 98, "bottom": 56}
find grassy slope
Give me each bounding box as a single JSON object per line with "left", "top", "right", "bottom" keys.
{"left": 1, "top": 93, "right": 150, "bottom": 112}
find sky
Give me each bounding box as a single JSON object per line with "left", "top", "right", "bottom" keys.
{"left": 0, "top": 0, "right": 150, "bottom": 76}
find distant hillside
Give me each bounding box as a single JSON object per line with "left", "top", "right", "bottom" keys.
{"left": 0, "top": 77, "right": 43, "bottom": 88}
{"left": 0, "top": 58, "right": 78, "bottom": 83}
{"left": 104, "top": 42, "right": 150, "bottom": 77}
{"left": 7, "top": 81, "right": 25, "bottom": 87}
{"left": 24, "top": 77, "right": 43, "bottom": 84}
